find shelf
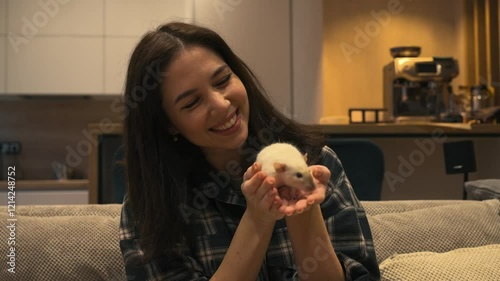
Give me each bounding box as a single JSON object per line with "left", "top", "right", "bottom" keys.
{"left": 0, "top": 179, "right": 89, "bottom": 191}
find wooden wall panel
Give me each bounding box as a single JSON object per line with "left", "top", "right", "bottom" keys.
{"left": 0, "top": 98, "right": 123, "bottom": 180}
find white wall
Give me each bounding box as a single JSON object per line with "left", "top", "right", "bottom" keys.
{"left": 292, "top": 0, "right": 324, "bottom": 124}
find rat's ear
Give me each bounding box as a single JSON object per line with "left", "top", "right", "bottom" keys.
{"left": 303, "top": 153, "right": 308, "bottom": 163}
{"left": 273, "top": 163, "right": 287, "bottom": 173}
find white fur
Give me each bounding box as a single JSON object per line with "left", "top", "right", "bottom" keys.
{"left": 256, "top": 143, "right": 315, "bottom": 192}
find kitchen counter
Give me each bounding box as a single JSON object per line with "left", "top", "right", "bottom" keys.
{"left": 88, "top": 122, "right": 500, "bottom": 202}
{"left": 318, "top": 123, "right": 500, "bottom": 137}
{"left": 0, "top": 179, "right": 89, "bottom": 190}
{"left": 89, "top": 122, "right": 500, "bottom": 137}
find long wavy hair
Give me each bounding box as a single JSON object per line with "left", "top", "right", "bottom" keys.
{"left": 123, "top": 21, "right": 326, "bottom": 262}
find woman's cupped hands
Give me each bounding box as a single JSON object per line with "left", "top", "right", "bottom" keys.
{"left": 241, "top": 162, "right": 330, "bottom": 223}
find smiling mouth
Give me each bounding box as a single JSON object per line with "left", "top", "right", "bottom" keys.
{"left": 211, "top": 110, "right": 238, "bottom": 131}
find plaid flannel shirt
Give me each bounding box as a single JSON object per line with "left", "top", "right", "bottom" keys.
{"left": 119, "top": 146, "right": 380, "bottom": 280}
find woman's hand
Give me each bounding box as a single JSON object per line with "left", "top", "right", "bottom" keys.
{"left": 278, "top": 165, "right": 330, "bottom": 216}
{"left": 241, "top": 163, "right": 285, "bottom": 226}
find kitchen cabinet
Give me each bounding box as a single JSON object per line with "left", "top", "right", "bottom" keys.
{"left": 104, "top": 37, "right": 139, "bottom": 94}
{"left": 0, "top": 36, "right": 5, "bottom": 94}
{"left": 104, "top": 0, "right": 192, "bottom": 37}
{"left": 7, "top": 37, "right": 104, "bottom": 94}
{"left": 6, "top": 0, "right": 104, "bottom": 95}
{"left": 2, "top": 0, "right": 323, "bottom": 114}
{"left": 8, "top": 0, "right": 103, "bottom": 36}
{"left": 4, "top": 0, "right": 193, "bottom": 95}
{"left": 0, "top": 0, "right": 6, "bottom": 34}
{"left": 103, "top": 0, "right": 322, "bottom": 117}
{"left": 1, "top": 0, "right": 5, "bottom": 94}
{"left": 103, "top": 0, "right": 193, "bottom": 94}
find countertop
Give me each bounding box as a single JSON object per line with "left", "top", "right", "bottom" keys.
{"left": 89, "top": 122, "right": 500, "bottom": 137}
{"left": 0, "top": 179, "right": 89, "bottom": 191}
{"left": 318, "top": 122, "right": 500, "bottom": 137}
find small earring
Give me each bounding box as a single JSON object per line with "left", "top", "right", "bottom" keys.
{"left": 173, "top": 135, "right": 179, "bottom": 142}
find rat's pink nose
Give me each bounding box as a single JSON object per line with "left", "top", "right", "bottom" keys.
{"left": 304, "top": 176, "right": 316, "bottom": 191}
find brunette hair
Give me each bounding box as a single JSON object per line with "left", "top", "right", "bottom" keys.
{"left": 123, "top": 21, "right": 325, "bottom": 262}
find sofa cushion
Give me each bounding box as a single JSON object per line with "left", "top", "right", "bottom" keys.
{"left": 0, "top": 204, "right": 126, "bottom": 281}
{"left": 465, "top": 179, "right": 500, "bottom": 200}
{"left": 366, "top": 199, "right": 500, "bottom": 264}
{"left": 379, "top": 244, "right": 500, "bottom": 281}
{"left": 362, "top": 200, "right": 463, "bottom": 216}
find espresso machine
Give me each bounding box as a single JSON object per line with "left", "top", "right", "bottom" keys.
{"left": 383, "top": 51, "right": 459, "bottom": 122}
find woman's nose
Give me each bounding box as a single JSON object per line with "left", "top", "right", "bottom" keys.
{"left": 208, "top": 90, "right": 230, "bottom": 115}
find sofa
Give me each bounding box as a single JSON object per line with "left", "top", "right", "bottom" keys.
{"left": 1, "top": 199, "right": 499, "bottom": 281}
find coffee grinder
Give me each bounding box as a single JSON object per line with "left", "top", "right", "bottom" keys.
{"left": 383, "top": 47, "right": 460, "bottom": 122}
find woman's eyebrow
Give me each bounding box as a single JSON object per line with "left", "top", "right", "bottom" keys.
{"left": 211, "top": 64, "right": 229, "bottom": 79}
{"left": 174, "top": 89, "right": 197, "bottom": 105}
{"left": 174, "top": 64, "right": 229, "bottom": 105}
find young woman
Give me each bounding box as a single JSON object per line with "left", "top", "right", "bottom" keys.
{"left": 119, "top": 21, "right": 380, "bottom": 281}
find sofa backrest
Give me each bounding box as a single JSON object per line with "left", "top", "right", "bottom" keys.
{"left": 1, "top": 199, "right": 498, "bottom": 280}
{"left": 363, "top": 199, "right": 500, "bottom": 263}
{"left": 0, "top": 204, "right": 126, "bottom": 281}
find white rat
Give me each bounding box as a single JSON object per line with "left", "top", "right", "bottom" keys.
{"left": 256, "top": 143, "right": 316, "bottom": 193}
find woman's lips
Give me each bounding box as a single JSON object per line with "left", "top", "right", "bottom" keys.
{"left": 210, "top": 110, "right": 241, "bottom": 135}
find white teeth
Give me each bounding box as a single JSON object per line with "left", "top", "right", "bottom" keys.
{"left": 213, "top": 114, "right": 237, "bottom": 131}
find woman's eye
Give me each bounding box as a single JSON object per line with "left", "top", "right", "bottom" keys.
{"left": 216, "top": 74, "right": 231, "bottom": 87}
{"left": 182, "top": 97, "right": 200, "bottom": 109}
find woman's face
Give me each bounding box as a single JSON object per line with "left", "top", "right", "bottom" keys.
{"left": 161, "top": 46, "right": 250, "bottom": 155}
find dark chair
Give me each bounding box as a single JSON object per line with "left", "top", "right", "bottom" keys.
{"left": 326, "top": 138, "right": 384, "bottom": 201}
{"left": 96, "top": 135, "right": 125, "bottom": 204}
{"left": 111, "top": 144, "right": 126, "bottom": 203}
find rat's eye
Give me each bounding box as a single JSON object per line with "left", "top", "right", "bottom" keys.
{"left": 296, "top": 172, "right": 303, "bottom": 178}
